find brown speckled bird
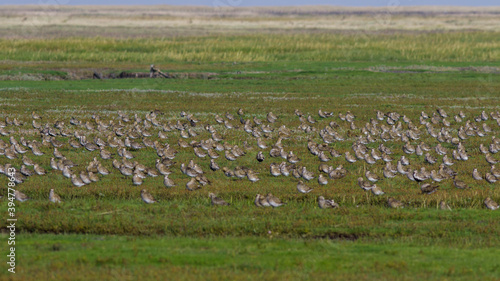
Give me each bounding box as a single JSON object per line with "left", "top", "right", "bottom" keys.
{"left": 209, "top": 193, "right": 230, "bottom": 206}
{"left": 387, "top": 197, "right": 404, "bottom": 208}
{"left": 49, "top": 189, "right": 62, "bottom": 203}
{"left": 484, "top": 197, "right": 499, "bottom": 210}
{"left": 317, "top": 196, "right": 339, "bottom": 209}
{"left": 140, "top": 189, "right": 157, "bottom": 204}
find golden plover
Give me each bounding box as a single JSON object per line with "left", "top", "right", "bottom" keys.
{"left": 140, "top": 189, "right": 157, "bottom": 204}
{"left": 317, "top": 196, "right": 339, "bottom": 209}
{"left": 484, "top": 197, "right": 499, "bottom": 210}
{"left": 49, "top": 189, "right": 62, "bottom": 203}
{"left": 209, "top": 193, "right": 230, "bottom": 206}
{"left": 297, "top": 180, "right": 313, "bottom": 194}
{"left": 14, "top": 190, "right": 30, "bottom": 202}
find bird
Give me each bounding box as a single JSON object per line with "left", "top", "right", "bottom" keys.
{"left": 365, "top": 170, "right": 380, "bottom": 182}
{"left": 207, "top": 149, "right": 219, "bottom": 159}
{"left": 297, "top": 180, "right": 313, "bottom": 193}
{"left": 328, "top": 166, "right": 346, "bottom": 180}
{"left": 132, "top": 174, "right": 143, "bottom": 185}
{"left": 318, "top": 163, "right": 331, "bottom": 174}
{"left": 19, "top": 165, "right": 34, "bottom": 177}
{"left": 413, "top": 168, "right": 430, "bottom": 182}
{"left": 257, "top": 194, "right": 271, "bottom": 207}
{"left": 22, "top": 155, "right": 35, "bottom": 166}
{"left": 100, "top": 148, "right": 112, "bottom": 160}
{"left": 453, "top": 178, "right": 470, "bottom": 189}
{"left": 247, "top": 171, "right": 260, "bottom": 182}
{"left": 156, "top": 160, "right": 171, "bottom": 176}
{"left": 318, "top": 151, "right": 330, "bottom": 162}
{"left": 234, "top": 167, "right": 247, "bottom": 179}
{"left": 97, "top": 164, "right": 110, "bottom": 175}
{"left": 491, "top": 165, "right": 500, "bottom": 178}
{"left": 270, "top": 163, "right": 281, "bottom": 177}
{"left": 31, "top": 145, "right": 44, "bottom": 156}
{"left": 472, "top": 168, "right": 483, "bottom": 180}
{"left": 53, "top": 147, "right": 64, "bottom": 159}
{"left": 14, "top": 190, "right": 29, "bottom": 202}
{"left": 318, "top": 174, "right": 328, "bottom": 185}
{"left": 140, "top": 189, "right": 157, "bottom": 204}
{"left": 49, "top": 189, "right": 62, "bottom": 203}
{"left": 222, "top": 167, "right": 235, "bottom": 178}
{"left": 485, "top": 153, "right": 498, "bottom": 165}
{"left": 88, "top": 171, "right": 99, "bottom": 182}
{"left": 194, "top": 175, "right": 210, "bottom": 187}
{"left": 387, "top": 197, "right": 404, "bottom": 208}
{"left": 254, "top": 194, "right": 264, "bottom": 207}
{"left": 425, "top": 153, "right": 437, "bottom": 164}
{"left": 163, "top": 175, "right": 176, "bottom": 187}
{"left": 62, "top": 166, "right": 73, "bottom": 178}
{"left": 225, "top": 150, "right": 237, "bottom": 161}
{"left": 209, "top": 193, "right": 230, "bottom": 206}
{"left": 370, "top": 185, "right": 385, "bottom": 195}
{"left": 430, "top": 170, "right": 445, "bottom": 182}
{"left": 420, "top": 183, "right": 438, "bottom": 195}
{"left": 439, "top": 201, "right": 452, "bottom": 210}
{"left": 193, "top": 147, "right": 207, "bottom": 158}
{"left": 443, "top": 155, "right": 454, "bottom": 166}
{"left": 485, "top": 173, "right": 497, "bottom": 183}
{"left": 5, "top": 148, "right": 17, "bottom": 160}
{"left": 71, "top": 174, "right": 85, "bottom": 187}
{"left": 317, "top": 196, "right": 339, "bottom": 209}
{"left": 32, "top": 111, "right": 42, "bottom": 119}
{"left": 84, "top": 142, "right": 99, "bottom": 152}
{"left": 383, "top": 167, "right": 396, "bottom": 178}
{"left": 266, "top": 193, "right": 286, "bottom": 207}
{"left": 357, "top": 177, "right": 374, "bottom": 191}
{"left": 80, "top": 171, "right": 92, "bottom": 185}
{"left": 69, "top": 138, "right": 81, "bottom": 148}
{"left": 484, "top": 197, "right": 499, "bottom": 210}
{"left": 186, "top": 177, "right": 201, "bottom": 191}
{"left": 33, "top": 164, "right": 46, "bottom": 175}
{"left": 257, "top": 138, "right": 268, "bottom": 149}
{"left": 279, "top": 162, "right": 290, "bottom": 176}
{"left": 287, "top": 152, "right": 301, "bottom": 164}
{"left": 301, "top": 167, "right": 314, "bottom": 181}
{"left": 209, "top": 159, "right": 220, "bottom": 171}
{"left": 345, "top": 152, "right": 357, "bottom": 163}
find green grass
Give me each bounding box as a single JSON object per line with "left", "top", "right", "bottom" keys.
{"left": 2, "top": 234, "right": 499, "bottom": 280}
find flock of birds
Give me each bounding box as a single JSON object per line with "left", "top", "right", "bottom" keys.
{"left": 2, "top": 106, "right": 500, "bottom": 211}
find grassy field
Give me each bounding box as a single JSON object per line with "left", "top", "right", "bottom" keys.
{"left": 1, "top": 5, "right": 500, "bottom": 281}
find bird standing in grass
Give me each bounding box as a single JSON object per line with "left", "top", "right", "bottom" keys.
{"left": 254, "top": 194, "right": 264, "bottom": 207}
{"left": 186, "top": 177, "right": 201, "bottom": 191}
{"left": 484, "top": 197, "right": 499, "bottom": 210}
{"left": 365, "top": 170, "right": 380, "bottom": 182}
{"left": 420, "top": 183, "right": 438, "bottom": 195}
{"left": 387, "top": 197, "right": 404, "bottom": 208}
{"left": 370, "top": 185, "right": 385, "bottom": 196}
{"left": 453, "top": 178, "right": 470, "bottom": 189}
{"left": 439, "top": 201, "right": 451, "bottom": 210}
{"left": 14, "top": 190, "right": 29, "bottom": 202}
{"left": 266, "top": 193, "right": 285, "bottom": 207}
{"left": 297, "top": 180, "right": 313, "bottom": 193}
